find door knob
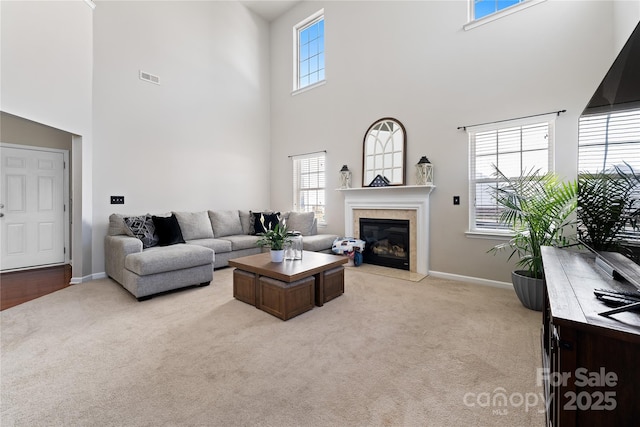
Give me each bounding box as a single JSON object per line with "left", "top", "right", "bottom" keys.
{"left": 0, "top": 213, "right": 4, "bottom": 217}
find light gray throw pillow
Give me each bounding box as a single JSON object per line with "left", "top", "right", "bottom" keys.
{"left": 209, "top": 210, "right": 243, "bottom": 237}
{"left": 173, "top": 211, "right": 214, "bottom": 240}
{"left": 108, "top": 214, "right": 128, "bottom": 236}
{"left": 284, "top": 211, "right": 315, "bottom": 235}
{"left": 109, "top": 213, "right": 144, "bottom": 236}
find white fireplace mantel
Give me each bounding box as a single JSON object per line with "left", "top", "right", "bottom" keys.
{"left": 337, "top": 185, "right": 435, "bottom": 275}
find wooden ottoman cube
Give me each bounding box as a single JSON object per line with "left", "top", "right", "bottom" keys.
{"left": 259, "top": 276, "right": 315, "bottom": 320}
{"left": 233, "top": 269, "right": 256, "bottom": 306}
{"left": 320, "top": 266, "right": 345, "bottom": 304}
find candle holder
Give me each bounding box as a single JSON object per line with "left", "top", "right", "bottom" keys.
{"left": 416, "top": 156, "right": 433, "bottom": 185}
{"left": 339, "top": 165, "right": 352, "bottom": 189}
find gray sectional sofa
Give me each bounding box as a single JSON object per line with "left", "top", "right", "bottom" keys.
{"left": 105, "top": 210, "right": 338, "bottom": 300}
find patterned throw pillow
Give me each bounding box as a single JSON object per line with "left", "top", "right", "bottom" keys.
{"left": 250, "top": 211, "right": 281, "bottom": 235}
{"left": 123, "top": 215, "right": 159, "bottom": 249}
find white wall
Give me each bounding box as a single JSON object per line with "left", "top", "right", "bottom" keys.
{"left": 3, "top": 0, "right": 636, "bottom": 281}
{"left": 92, "top": 1, "right": 272, "bottom": 273}
{"left": 270, "top": 0, "right": 633, "bottom": 282}
{"left": 1, "top": 0, "right": 93, "bottom": 280}
{"left": 613, "top": 0, "right": 640, "bottom": 51}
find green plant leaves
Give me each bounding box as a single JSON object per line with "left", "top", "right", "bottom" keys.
{"left": 256, "top": 222, "right": 291, "bottom": 251}
{"left": 489, "top": 167, "right": 578, "bottom": 279}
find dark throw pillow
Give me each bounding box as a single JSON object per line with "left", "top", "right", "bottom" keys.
{"left": 123, "top": 214, "right": 159, "bottom": 249}
{"left": 251, "top": 211, "right": 281, "bottom": 235}
{"left": 152, "top": 214, "right": 186, "bottom": 246}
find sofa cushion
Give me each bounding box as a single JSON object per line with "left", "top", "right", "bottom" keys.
{"left": 239, "top": 210, "right": 252, "bottom": 235}
{"left": 125, "top": 244, "right": 213, "bottom": 276}
{"left": 152, "top": 214, "right": 186, "bottom": 246}
{"left": 174, "top": 211, "right": 214, "bottom": 240}
{"left": 109, "top": 213, "right": 141, "bottom": 236}
{"left": 251, "top": 211, "right": 281, "bottom": 235}
{"left": 283, "top": 211, "right": 315, "bottom": 236}
{"left": 123, "top": 214, "right": 159, "bottom": 249}
{"left": 208, "top": 210, "right": 243, "bottom": 237}
{"left": 185, "top": 238, "right": 232, "bottom": 253}
{"left": 220, "top": 234, "right": 261, "bottom": 251}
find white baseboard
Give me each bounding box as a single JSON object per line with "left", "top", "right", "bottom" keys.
{"left": 76, "top": 270, "right": 511, "bottom": 290}
{"left": 70, "top": 272, "right": 107, "bottom": 284}
{"left": 429, "top": 270, "right": 513, "bottom": 290}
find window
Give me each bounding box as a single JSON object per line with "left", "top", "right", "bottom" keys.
{"left": 473, "top": 0, "right": 524, "bottom": 20}
{"left": 294, "top": 10, "right": 324, "bottom": 92}
{"left": 465, "top": 0, "right": 545, "bottom": 30}
{"left": 292, "top": 152, "right": 326, "bottom": 224}
{"left": 469, "top": 120, "right": 554, "bottom": 232}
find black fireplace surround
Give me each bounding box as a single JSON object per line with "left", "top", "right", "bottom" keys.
{"left": 359, "top": 218, "right": 410, "bottom": 270}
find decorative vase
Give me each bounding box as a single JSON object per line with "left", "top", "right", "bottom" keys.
{"left": 270, "top": 249, "right": 285, "bottom": 263}
{"left": 511, "top": 270, "right": 544, "bottom": 311}
{"left": 285, "top": 232, "right": 303, "bottom": 260}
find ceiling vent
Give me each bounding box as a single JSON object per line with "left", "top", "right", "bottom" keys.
{"left": 139, "top": 70, "right": 160, "bottom": 85}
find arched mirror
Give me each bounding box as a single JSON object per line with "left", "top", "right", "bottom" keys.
{"left": 362, "top": 117, "right": 406, "bottom": 186}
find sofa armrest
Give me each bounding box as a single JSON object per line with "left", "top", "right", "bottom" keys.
{"left": 105, "top": 235, "right": 143, "bottom": 285}
{"left": 302, "top": 234, "right": 339, "bottom": 252}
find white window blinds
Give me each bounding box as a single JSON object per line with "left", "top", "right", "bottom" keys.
{"left": 469, "top": 120, "right": 553, "bottom": 231}
{"left": 292, "top": 152, "right": 326, "bottom": 224}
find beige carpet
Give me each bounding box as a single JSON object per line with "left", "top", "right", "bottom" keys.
{"left": 1, "top": 268, "right": 545, "bottom": 426}
{"left": 347, "top": 264, "right": 426, "bottom": 282}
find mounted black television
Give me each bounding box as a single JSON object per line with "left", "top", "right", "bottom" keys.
{"left": 577, "top": 21, "right": 640, "bottom": 291}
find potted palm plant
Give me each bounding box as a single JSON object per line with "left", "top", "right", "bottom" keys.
{"left": 256, "top": 221, "right": 291, "bottom": 263}
{"left": 489, "top": 167, "right": 578, "bottom": 311}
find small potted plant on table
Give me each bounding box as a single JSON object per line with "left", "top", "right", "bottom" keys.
{"left": 256, "top": 222, "right": 291, "bottom": 263}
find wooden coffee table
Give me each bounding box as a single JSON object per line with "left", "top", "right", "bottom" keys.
{"left": 229, "top": 251, "right": 348, "bottom": 320}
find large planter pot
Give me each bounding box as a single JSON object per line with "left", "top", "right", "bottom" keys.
{"left": 511, "top": 270, "right": 544, "bottom": 311}
{"left": 270, "top": 249, "right": 284, "bottom": 263}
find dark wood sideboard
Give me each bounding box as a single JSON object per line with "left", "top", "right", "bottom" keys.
{"left": 541, "top": 246, "right": 640, "bottom": 426}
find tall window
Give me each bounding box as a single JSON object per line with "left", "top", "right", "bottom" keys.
{"left": 472, "top": 0, "right": 525, "bottom": 20}
{"left": 292, "top": 152, "right": 326, "bottom": 224}
{"left": 294, "top": 10, "right": 325, "bottom": 91}
{"left": 469, "top": 120, "right": 554, "bottom": 232}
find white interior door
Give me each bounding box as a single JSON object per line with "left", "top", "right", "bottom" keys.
{"left": 1, "top": 146, "right": 66, "bottom": 271}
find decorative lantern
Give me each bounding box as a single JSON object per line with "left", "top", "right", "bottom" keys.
{"left": 285, "top": 231, "right": 303, "bottom": 260}
{"left": 339, "top": 165, "right": 352, "bottom": 189}
{"left": 416, "top": 156, "right": 434, "bottom": 186}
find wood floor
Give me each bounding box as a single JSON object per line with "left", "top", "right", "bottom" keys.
{"left": 0, "top": 265, "right": 71, "bottom": 311}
